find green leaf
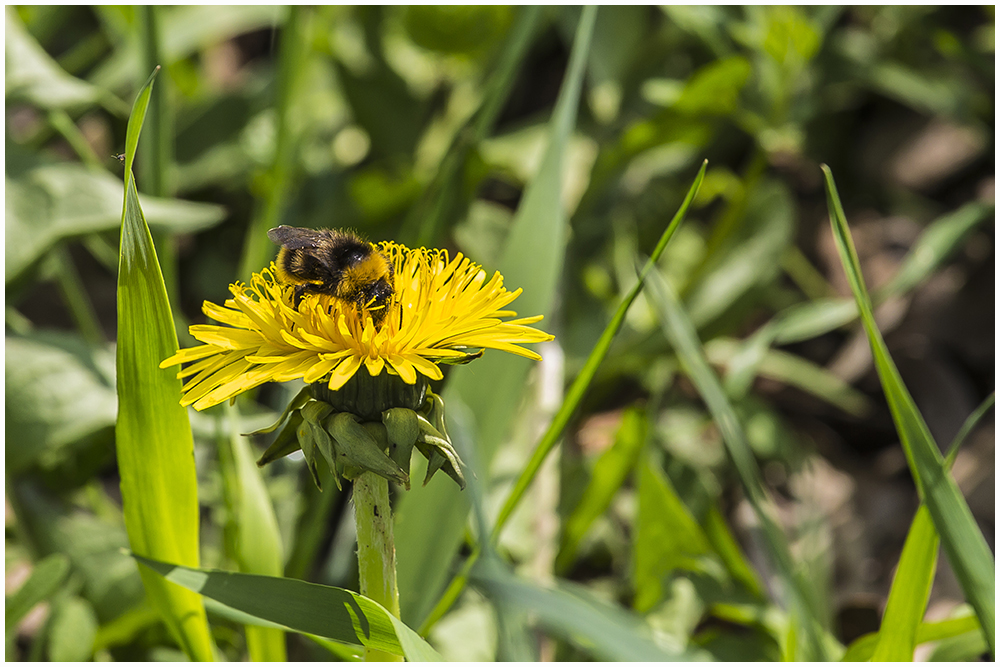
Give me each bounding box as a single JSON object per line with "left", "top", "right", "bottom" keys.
{"left": 646, "top": 265, "right": 829, "bottom": 660}
{"left": 822, "top": 165, "right": 994, "bottom": 657}
{"left": 5, "top": 147, "right": 226, "bottom": 285}
{"left": 394, "top": 6, "right": 599, "bottom": 629}
{"left": 4, "top": 333, "right": 116, "bottom": 474}
{"left": 114, "top": 66, "right": 214, "bottom": 661}
{"left": 870, "top": 506, "right": 938, "bottom": 660}
{"left": 556, "top": 407, "right": 646, "bottom": 573}
{"left": 131, "top": 554, "right": 443, "bottom": 662}
{"left": 4, "top": 7, "right": 117, "bottom": 111}
{"left": 47, "top": 597, "right": 98, "bottom": 662}
{"left": 5, "top": 554, "right": 71, "bottom": 632}
{"left": 633, "top": 455, "right": 712, "bottom": 612}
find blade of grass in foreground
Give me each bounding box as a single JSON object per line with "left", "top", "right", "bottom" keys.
{"left": 131, "top": 554, "right": 442, "bottom": 662}
{"left": 822, "top": 165, "right": 994, "bottom": 657}
{"left": 842, "top": 612, "right": 983, "bottom": 661}
{"left": 868, "top": 392, "right": 993, "bottom": 660}
{"left": 646, "top": 265, "right": 830, "bottom": 661}
{"left": 115, "top": 66, "right": 214, "bottom": 660}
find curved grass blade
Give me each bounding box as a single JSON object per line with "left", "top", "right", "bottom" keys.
{"left": 131, "top": 554, "right": 442, "bottom": 662}
{"left": 115, "top": 66, "right": 214, "bottom": 660}
{"left": 822, "top": 165, "right": 994, "bottom": 657}
{"left": 646, "top": 265, "right": 829, "bottom": 660}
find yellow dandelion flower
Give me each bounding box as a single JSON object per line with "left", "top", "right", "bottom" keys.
{"left": 161, "top": 241, "right": 554, "bottom": 411}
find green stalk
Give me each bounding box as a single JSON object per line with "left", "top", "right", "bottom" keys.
{"left": 353, "top": 472, "right": 402, "bottom": 662}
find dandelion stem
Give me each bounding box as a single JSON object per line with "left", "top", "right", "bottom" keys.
{"left": 353, "top": 472, "right": 403, "bottom": 662}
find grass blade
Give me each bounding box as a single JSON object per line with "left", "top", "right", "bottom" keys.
{"left": 870, "top": 505, "right": 938, "bottom": 660}
{"left": 131, "top": 555, "right": 443, "bottom": 662}
{"left": 646, "top": 265, "right": 829, "bottom": 660}
{"left": 822, "top": 165, "right": 994, "bottom": 657}
{"left": 115, "top": 66, "right": 214, "bottom": 660}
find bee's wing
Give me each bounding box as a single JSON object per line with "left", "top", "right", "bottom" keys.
{"left": 267, "top": 226, "right": 327, "bottom": 249}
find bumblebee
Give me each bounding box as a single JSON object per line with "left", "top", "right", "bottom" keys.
{"left": 267, "top": 226, "right": 395, "bottom": 327}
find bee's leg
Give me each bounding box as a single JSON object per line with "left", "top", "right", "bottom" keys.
{"left": 293, "top": 284, "right": 309, "bottom": 308}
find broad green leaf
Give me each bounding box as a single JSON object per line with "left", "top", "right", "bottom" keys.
{"left": 131, "top": 554, "right": 443, "bottom": 662}
{"left": 556, "top": 407, "right": 645, "bottom": 573}
{"left": 633, "top": 455, "right": 712, "bottom": 612}
{"left": 4, "top": 554, "right": 71, "bottom": 631}
{"left": 114, "top": 66, "right": 214, "bottom": 661}
{"left": 394, "top": 6, "right": 598, "bottom": 628}
{"left": 218, "top": 404, "right": 287, "bottom": 661}
{"left": 646, "top": 265, "right": 829, "bottom": 660}
{"left": 5, "top": 333, "right": 116, "bottom": 474}
{"left": 870, "top": 506, "right": 938, "bottom": 660}
{"left": 842, "top": 613, "right": 982, "bottom": 662}
{"left": 4, "top": 7, "right": 117, "bottom": 111}
{"left": 822, "top": 166, "right": 994, "bottom": 657}
{"left": 47, "top": 596, "right": 98, "bottom": 662}
{"left": 5, "top": 147, "right": 226, "bottom": 285}
{"left": 472, "top": 558, "right": 706, "bottom": 661}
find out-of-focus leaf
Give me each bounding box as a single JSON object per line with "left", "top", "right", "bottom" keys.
{"left": 674, "top": 56, "right": 752, "bottom": 116}
{"left": 684, "top": 179, "right": 794, "bottom": 327}
{"left": 115, "top": 66, "right": 214, "bottom": 661}
{"left": 132, "top": 554, "right": 443, "bottom": 662}
{"left": 556, "top": 407, "right": 645, "bottom": 573}
{"left": 870, "top": 506, "right": 938, "bottom": 660}
{"left": 5, "top": 333, "right": 116, "bottom": 474}
{"left": 402, "top": 6, "right": 513, "bottom": 55}
{"left": 823, "top": 165, "right": 994, "bottom": 657}
{"left": 473, "top": 557, "right": 706, "bottom": 661}
{"left": 5, "top": 8, "right": 116, "bottom": 111}
{"left": 633, "top": 455, "right": 712, "bottom": 612}
{"left": 5, "top": 148, "right": 226, "bottom": 285}
{"left": 47, "top": 596, "right": 98, "bottom": 662}
{"left": 705, "top": 337, "right": 870, "bottom": 416}
{"left": 394, "top": 6, "right": 597, "bottom": 628}
{"left": 4, "top": 554, "right": 71, "bottom": 631}
{"left": 89, "top": 5, "right": 288, "bottom": 90}
{"left": 774, "top": 201, "right": 991, "bottom": 345}
{"left": 10, "top": 483, "right": 144, "bottom": 623}
{"left": 218, "top": 404, "right": 287, "bottom": 661}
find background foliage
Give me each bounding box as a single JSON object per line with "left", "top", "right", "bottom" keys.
{"left": 5, "top": 5, "right": 994, "bottom": 661}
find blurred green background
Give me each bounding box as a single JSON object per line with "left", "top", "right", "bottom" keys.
{"left": 5, "top": 5, "right": 994, "bottom": 661}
